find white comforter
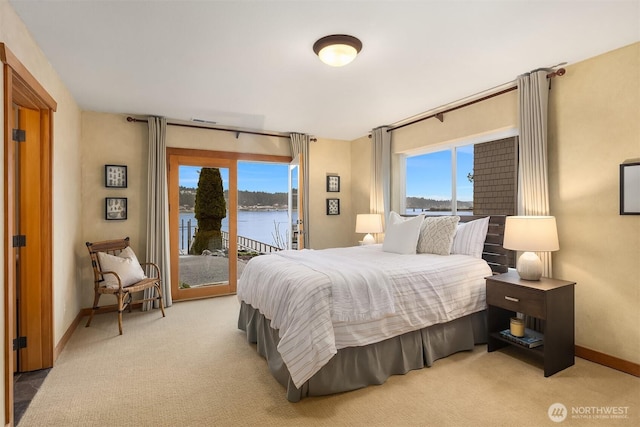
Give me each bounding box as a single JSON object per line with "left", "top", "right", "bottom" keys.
{"left": 237, "top": 244, "right": 491, "bottom": 388}
{"left": 272, "top": 249, "right": 395, "bottom": 322}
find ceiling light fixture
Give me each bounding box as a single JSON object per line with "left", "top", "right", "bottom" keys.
{"left": 313, "top": 34, "right": 362, "bottom": 67}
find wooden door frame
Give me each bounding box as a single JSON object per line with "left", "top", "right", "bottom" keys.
{"left": 169, "top": 152, "right": 238, "bottom": 300}
{"left": 1, "top": 43, "right": 56, "bottom": 426}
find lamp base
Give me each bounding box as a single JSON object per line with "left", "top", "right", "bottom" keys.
{"left": 362, "top": 233, "right": 376, "bottom": 245}
{"left": 516, "top": 251, "right": 542, "bottom": 281}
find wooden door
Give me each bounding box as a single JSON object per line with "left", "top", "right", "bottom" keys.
{"left": 15, "top": 107, "right": 49, "bottom": 372}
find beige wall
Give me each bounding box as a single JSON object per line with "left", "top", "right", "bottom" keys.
{"left": 1, "top": 0, "right": 83, "bottom": 422}
{"left": 549, "top": 43, "right": 639, "bottom": 364}
{"left": 167, "top": 123, "right": 291, "bottom": 156}
{"left": 350, "top": 135, "right": 372, "bottom": 245}
{"left": 392, "top": 90, "right": 519, "bottom": 155}
{"left": 309, "top": 138, "right": 353, "bottom": 249}
{"left": 80, "top": 113, "right": 149, "bottom": 306}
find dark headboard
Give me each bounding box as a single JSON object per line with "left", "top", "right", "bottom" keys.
{"left": 403, "top": 213, "right": 510, "bottom": 274}
{"left": 459, "top": 215, "right": 508, "bottom": 274}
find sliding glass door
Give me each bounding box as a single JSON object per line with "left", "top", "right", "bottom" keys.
{"left": 167, "top": 149, "right": 292, "bottom": 301}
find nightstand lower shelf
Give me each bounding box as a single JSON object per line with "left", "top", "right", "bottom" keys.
{"left": 489, "top": 332, "right": 545, "bottom": 353}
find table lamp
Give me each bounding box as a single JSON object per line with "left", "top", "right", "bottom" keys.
{"left": 503, "top": 216, "right": 559, "bottom": 281}
{"left": 355, "top": 214, "right": 383, "bottom": 245}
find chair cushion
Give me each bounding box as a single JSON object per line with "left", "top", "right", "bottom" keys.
{"left": 97, "top": 247, "right": 146, "bottom": 289}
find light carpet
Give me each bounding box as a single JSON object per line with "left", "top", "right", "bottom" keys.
{"left": 19, "top": 295, "right": 639, "bottom": 426}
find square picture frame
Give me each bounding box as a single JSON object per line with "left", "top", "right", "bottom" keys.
{"left": 105, "top": 197, "right": 128, "bottom": 220}
{"left": 620, "top": 162, "right": 640, "bottom": 215}
{"left": 326, "top": 175, "right": 340, "bottom": 192}
{"left": 326, "top": 198, "right": 340, "bottom": 215}
{"left": 105, "top": 164, "right": 128, "bottom": 188}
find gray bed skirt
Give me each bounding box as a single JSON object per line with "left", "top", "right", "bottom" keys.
{"left": 238, "top": 302, "right": 487, "bottom": 402}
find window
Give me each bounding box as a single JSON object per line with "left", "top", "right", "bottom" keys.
{"left": 405, "top": 144, "right": 474, "bottom": 215}
{"left": 403, "top": 136, "right": 518, "bottom": 217}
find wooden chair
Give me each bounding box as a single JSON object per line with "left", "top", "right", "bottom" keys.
{"left": 86, "top": 237, "right": 166, "bottom": 334}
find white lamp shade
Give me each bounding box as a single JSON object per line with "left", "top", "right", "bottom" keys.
{"left": 355, "top": 214, "right": 383, "bottom": 234}
{"left": 504, "top": 216, "right": 559, "bottom": 281}
{"left": 503, "top": 216, "right": 559, "bottom": 252}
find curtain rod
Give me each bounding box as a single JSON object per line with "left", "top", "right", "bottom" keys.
{"left": 385, "top": 68, "right": 566, "bottom": 134}
{"left": 126, "top": 116, "right": 317, "bottom": 141}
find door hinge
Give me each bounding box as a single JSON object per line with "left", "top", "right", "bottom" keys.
{"left": 12, "top": 129, "right": 26, "bottom": 143}
{"left": 13, "top": 336, "right": 27, "bottom": 351}
{"left": 13, "top": 235, "right": 26, "bottom": 248}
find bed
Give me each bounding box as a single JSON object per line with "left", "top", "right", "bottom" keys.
{"left": 237, "top": 214, "right": 508, "bottom": 402}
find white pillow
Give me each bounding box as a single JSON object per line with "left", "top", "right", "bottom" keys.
{"left": 97, "top": 246, "right": 146, "bottom": 289}
{"left": 382, "top": 212, "right": 425, "bottom": 254}
{"left": 416, "top": 216, "right": 460, "bottom": 255}
{"left": 451, "top": 216, "right": 490, "bottom": 258}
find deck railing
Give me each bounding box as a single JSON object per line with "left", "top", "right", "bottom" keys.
{"left": 179, "top": 218, "right": 281, "bottom": 254}
{"left": 221, "top": 231, "right": 281, "bottom": 254}
{"left": 179, "top": 219, "right": 196, "bottom": 253}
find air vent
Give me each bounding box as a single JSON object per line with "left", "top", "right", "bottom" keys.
{"left": 191, "top": 118, "right": 217, "bottom": 124}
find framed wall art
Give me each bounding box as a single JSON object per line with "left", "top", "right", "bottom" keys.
{"left": 620, "top": 162, "right": 640, "bottom": 215}
{"left": 105, "top": 164, "right": 128, "bottom": 188}
{"left": 326, "top": 198, "right": 340, "bottom": 215}
{"left": 105, "top": 197, "right": 128, "bottom": 220}
{"left": 326, "top": 175, "right": 340, "bottom": 192}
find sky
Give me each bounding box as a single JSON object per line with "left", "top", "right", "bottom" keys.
{"left": 180, "top": 162, "right": 289, "bottom": 193}
{"left": 405, "top": 146, "right": 474, "bottom": 201}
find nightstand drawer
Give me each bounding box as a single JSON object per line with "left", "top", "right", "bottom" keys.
{"left": 486, "top": 281, "right": 546, "bottom": 318}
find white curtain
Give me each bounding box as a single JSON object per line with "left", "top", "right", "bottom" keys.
{"left": 289, "top": 133, "right": 311, "bottom": 248}
{"left": 144, "top": 116, "right": 172, "bottom": 309}
{"left": 370, "top": 126, "right": 391, "bottom": 230}
{"left": 517, "top": 70, "right": 552, "bottom": 276}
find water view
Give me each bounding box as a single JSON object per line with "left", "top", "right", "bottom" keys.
{"left": 179, "top": 210, "right": 291, "bottom": 252}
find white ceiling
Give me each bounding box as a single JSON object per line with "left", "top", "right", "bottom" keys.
{"left": 9, "top": 0, "right": 640, "bottom": 140}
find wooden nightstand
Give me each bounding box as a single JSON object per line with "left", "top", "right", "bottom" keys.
{"left": 486, "top": 271, "right": 576, "bottom": 376}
